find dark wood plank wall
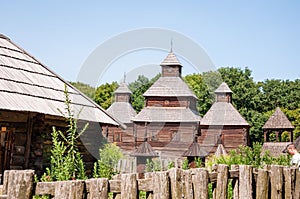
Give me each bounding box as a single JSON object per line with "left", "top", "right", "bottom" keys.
{"left": 105, "top": 122, "right": 198, "bottom": 158}
{"left": 0, "top": 110, "right": 99, "bottom": 177}
{"left": 199, "top": 126, "right": 249, "bottom": 154}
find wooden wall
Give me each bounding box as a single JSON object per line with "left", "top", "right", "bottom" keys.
{"left": 105, "top": 122, "right": 198, "bottom": 160}
{"left": 145, "top": 97, "right": 197, "bottom": 111}
{"left": 199, "top": 125, "right": 249, "bottom": 154}
{"left": 0, "top": 110, "right": 100, "bottom": 177}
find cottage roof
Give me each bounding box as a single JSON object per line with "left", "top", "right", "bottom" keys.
{"left": 160, "top": 51, "right": 181, "bottom": 66}
{"left": 214, "top": 82, "right": 232, "bottom": 94}
{"left": 132, "top": 107, "right": 201, "bottom": 122}
{"left": 143, "top": 77, "right": 197, "bottom": 99}
{"left": 182, "top": 142, "right": 208, "bottom": 157}
{"left": 0, "top": 34, "right": 120, "bottom": 125}
{"left": 200, "top": 102, "right": 249, "bottom": 126}
{"left": 115, "top": 82, "right": 132, "bottom": 94}
{"left": 132, "top": 141, "right": 158, "bottom": 157}
{"left": 263, "top": 107, "right": 294, "bottom": 130}
{"left": 262, "top": 142, "right": 291, "bottom": 157}
{"left": 107, "top": 102, "right": 136, "bottom": 124}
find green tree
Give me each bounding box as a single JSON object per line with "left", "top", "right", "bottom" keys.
{"left": 70, "top": 81, "right": 96, "bottom": 100}
{"left": 184, "top": 73, "right": 214, "bottom": 116}
{"left": 129, "top": 74, "right": 160, "bottom": 112}
{"left": 260, "top": 79, "right": 300, "bottom": 111}
{"left": 94, "top": 82, "right": 118, "bottom": 109}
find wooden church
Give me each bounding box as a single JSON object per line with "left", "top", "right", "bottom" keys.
{"left": 131, "top": 51, "right": 201, "bottom": 160}
{"left": 104, "top": 51, "right": 253, "bottom": 167}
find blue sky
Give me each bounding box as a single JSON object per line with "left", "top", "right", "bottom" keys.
{"left": 2, "top": 1, "right": 300, "bottom": 85}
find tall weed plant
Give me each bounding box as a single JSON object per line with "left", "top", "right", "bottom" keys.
{"left": 41, "top": 85, "right": 88, "bottom": 181}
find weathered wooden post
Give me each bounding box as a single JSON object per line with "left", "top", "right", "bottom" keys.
{"left": 270, "top": 165, "right": 283, "bottom": 199}
{"left": 86, "top": 178, "right": 109, "bottom": 199}
{"left": 216, "top": 164, "right": 228, "bottom": 199}
{"left": 121, "top": 173, "right": 137, "bottom": 199}
{"left": 192, "top": 168, "right": 209, "bottom": 199}
{"left": 294, "top": 169, "right": 300, "bottom": 199}
{"left": 2, "top": 170, "right": 34, "bottom": 199}
{"left": 283, "top": 166, "right": 293, "bottom": 199}
{"left": 152, "top": 171, "right": 169, "bottom": 199}
{"left": 54, "top": 180, "right": 85, "bottom": 199}
{"left": 169, "top": 168, "right": 182, "bottom": 199}
{"left": 182, "top": 169, "right": 193, "bottom": 199}
{"left": 239, "top": 165, "right": 253, "bottom": 199}
{"left": 144, "top": 172, "right": 153, "bottom": 199}
{"left": 230, "top": 165, "right": 239, "bottom": 199}
{"left": 211, "top": 164, "right": 217, "bottom": 199}
{"left": 256, "top": 169, "right": 269, "bottom": 199}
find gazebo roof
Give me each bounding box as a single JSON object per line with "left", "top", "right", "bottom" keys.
{"left": 182, "top": 142, "right": 208, "bottom": 157}
{"left": 0, "top": 34, "right": 120, "bottom": 126}
{"left": 263, "top": 107, "right": 294, "bottom": 130}
{"left": 131, "top": 142, "right": 158, "bottom": 157}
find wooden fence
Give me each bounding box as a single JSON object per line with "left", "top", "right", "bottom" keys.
{"left": 0, "top": 164, "right": 300, "bottom": 199}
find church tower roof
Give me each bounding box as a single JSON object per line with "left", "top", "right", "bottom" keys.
{"left": 160, "top": 51, "right": 182, "bottom": 66}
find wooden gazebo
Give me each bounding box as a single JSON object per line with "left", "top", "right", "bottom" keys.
{"left": 263, "top": 107, "right": 294, "bottom": 142}
{"left": 262, "top": 107, "right": 294, "bottom": 156}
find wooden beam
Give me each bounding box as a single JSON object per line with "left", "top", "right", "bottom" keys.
{"left": 24, "top": 113, "right": 34, "bottom": 169}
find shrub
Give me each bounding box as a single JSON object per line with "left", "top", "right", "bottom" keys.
{"left": 93, "top": 143, "right": 123, "bottom": 179}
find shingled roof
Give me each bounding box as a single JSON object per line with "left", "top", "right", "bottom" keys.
{"left": 200, "top": 102, "right": 249, "bottom": 126}
{"left": 182, "top": 142, "right": 208, "bottom": 157}
{"left": 201, "top": 82, "right": 249, "bottom": 126}
{"left": 114, "top": 82, "right": 132, "bottom": 94}
{"left": 143, "top": 77, "right": 197, "bottom": 99}
{"left": 0, "top": 34, "right": 120, "bottom": 125}
{"left": 132, "top": 107, "right": 201, "bottom": 122}
{"left": 214, "top": 82, "right": 232, "bottom": 94}
{"left": 262, "top": 142, "right": 291, "bottom": 157}
{"left": 160, "top": 51, "right": 182, "bottom": 66}
{"left": 107, "top": 82, "right": 136, "bottom": 124}
{"left": 132, "top": 141, "right": 158, "bottom": 157}
{"left": 263, "top": 107, "right": 294, "bottom": 130}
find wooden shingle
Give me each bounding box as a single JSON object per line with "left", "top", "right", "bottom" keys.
{"left": 0, "top": 34, "right": 120, "bottom": 125}
{"left": 263, "top": 107, "right": 294, "bottom": 130}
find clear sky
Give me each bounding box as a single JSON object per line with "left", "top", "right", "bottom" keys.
{"left": 2, "top": 1, "right": 300, "bottom": 85}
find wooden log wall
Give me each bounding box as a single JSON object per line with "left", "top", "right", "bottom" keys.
{"left": 1, "top": 164, "right": 300, "bottom": 199}
{"left": 199, "top": 126, "right": 249, "bottom": 154}
{"left": 0, "top": 110, "right": 101, "bottom": 178}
